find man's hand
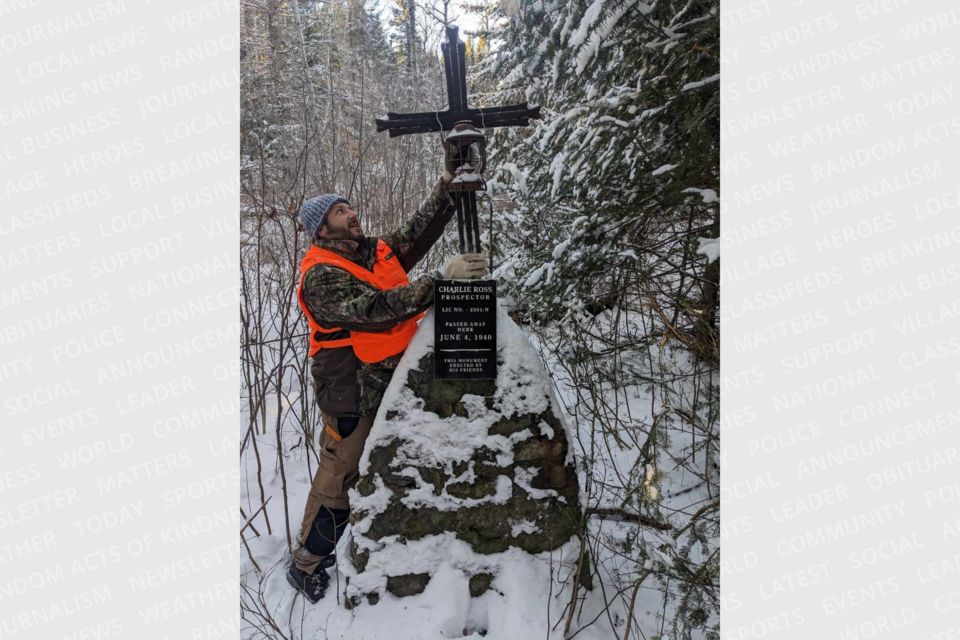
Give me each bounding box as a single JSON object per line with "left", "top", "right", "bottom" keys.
{"left": 443, "top": 253, "right": 488, "bottom": 279}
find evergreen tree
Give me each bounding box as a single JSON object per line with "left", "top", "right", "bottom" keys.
{"left": 461, "top": 0, "right": 497, "bottom": 60}
{"left": 484, "top": 0, "right": 719, "bottom": 335}
{"left": 390, "top": 0, "right": 423, "bottom": 69}
{"left": 477, "top": 1, "right": 720, "bottom": 638}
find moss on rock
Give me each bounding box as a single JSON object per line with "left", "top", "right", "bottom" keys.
{"left": 386, "top": 573, "right": 431, "bottom": 597}
{"left": 469, "top": 573, "right": 494, "bottom": 597}
{"left": 350, "top": 349, "right": 583, "bottom": 604}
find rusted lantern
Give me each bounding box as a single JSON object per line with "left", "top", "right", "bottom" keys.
{"left": 444, "top": 120, "right": 487, "bottom": 192}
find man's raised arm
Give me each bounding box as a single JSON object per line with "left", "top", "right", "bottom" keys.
{"left": 382, "top": 178, "right": 457, "bottom": 273}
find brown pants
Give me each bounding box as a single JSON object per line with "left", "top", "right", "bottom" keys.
{"left": 291, "top": 412, "right": 375, "bottom": 574}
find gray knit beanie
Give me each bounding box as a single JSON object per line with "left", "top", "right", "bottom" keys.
{"left": 299, "top": 194, "right": 350, "bottom": 239}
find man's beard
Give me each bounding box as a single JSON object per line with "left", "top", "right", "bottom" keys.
{"left": 325, "top": 220, "right": 363, "bottom": 240}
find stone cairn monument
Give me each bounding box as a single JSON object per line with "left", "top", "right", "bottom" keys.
{"left": 345, "top": 306, "right": 583, "bottom": 606}
{"left": 342, "top": 26, "right": 584, "bottom": 607}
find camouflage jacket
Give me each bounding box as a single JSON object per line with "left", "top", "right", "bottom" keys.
{"left": 301, "top": 180, "right": 455, "bottom": 416}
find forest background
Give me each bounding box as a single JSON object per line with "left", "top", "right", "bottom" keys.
{"left": 239, "top": 1, "right": 720, "bottom": 638}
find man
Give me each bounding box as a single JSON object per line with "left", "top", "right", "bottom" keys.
{"left": 288, "top": 171, "right": 488, "bottom": 602}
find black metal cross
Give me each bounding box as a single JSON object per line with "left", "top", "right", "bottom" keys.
{"left": 376, "top": 25, "right": 541, "bottom": 254}
{"left": 376, "top": 26, "right": 541, "bottom": 137}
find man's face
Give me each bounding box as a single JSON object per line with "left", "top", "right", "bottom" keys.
{"left": 318, "top": 202, "right": 362, "bottom": 241}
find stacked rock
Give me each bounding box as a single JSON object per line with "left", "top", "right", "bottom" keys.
{"left": 344, "top": 307, "right": 585, "bottom": 607}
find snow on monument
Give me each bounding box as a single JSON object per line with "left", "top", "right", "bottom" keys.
{"left": 341, "top": 305, "right": 586, "bottom": 607}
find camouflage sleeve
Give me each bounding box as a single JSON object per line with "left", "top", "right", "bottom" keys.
{"left": 382, "top": 179, "right": 457, "bottom": 273}
{"left": 302, "top": 263, "right": 442, "bottom": 333}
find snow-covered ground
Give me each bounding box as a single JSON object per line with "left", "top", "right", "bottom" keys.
{"left": 240, "top": 301, "right": 717, "bottom": 639}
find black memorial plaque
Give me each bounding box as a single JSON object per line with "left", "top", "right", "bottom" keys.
{"left": 434, "top": 279, "right": 497, "bottom": 379}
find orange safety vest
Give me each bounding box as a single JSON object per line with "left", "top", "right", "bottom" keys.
{"left": 297, "top": 239, "right": 424, "bottom": 363}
